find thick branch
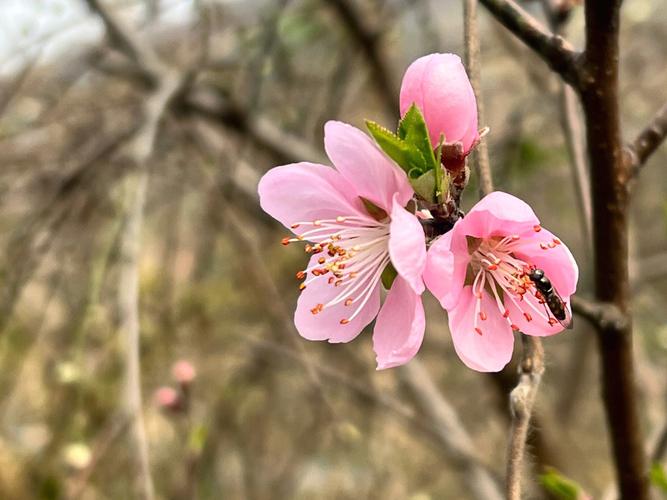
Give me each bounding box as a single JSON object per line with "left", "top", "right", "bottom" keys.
{"left": 479, "top": 0, "right": 581, "bottom": 87}
{"left": 505, "top": 336, "right": 544, "bottom": 500}
{"left": 580, "top": 0, "right": 648, "bottom": 497}
{"left": 627, "top": 103, "right": 667, "bottom": 174}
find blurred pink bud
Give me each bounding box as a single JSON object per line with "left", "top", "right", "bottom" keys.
{"left": 154, "top": 386, "right": 179, "bottom": 409}
{"left": 171, "top": 360, "right": 196, "bottom": 384}
{"left": 399, "top": 53, "right": 479, "bottom": 154}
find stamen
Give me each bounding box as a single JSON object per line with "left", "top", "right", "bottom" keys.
{"left": 524, "top": 312, "right": 532, "bottom": 322}
{"left": 474, "top": 327, "right": 483, "bottom": 336}
{"left": 533, "top": 225, "right": 542, "bottom": 232}
{"left": 339, "top": 319, "right": 349, "bottom": 325}
{"left": 281, "top": 237, "right": 291, "bottom": 246}
{"left": 479, "top": 311, "right": 487, "bottom": 321}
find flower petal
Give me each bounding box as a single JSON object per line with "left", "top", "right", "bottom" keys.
{"left": 389, "top": 195, "right": 426, "bottom": 294}
{"left": 399, "top": 53, "right": 479, "bottom": 152}
{"left": 424, "top": 231, "right": 469, "bottom": 310}
{"left": 513, "top": 228, "right": 579, "bottom": 298}
{"left": 455, "top": 191, "right": 540, "bottom": 239}
{"left": 448, "top": 286, "right": 515, "bottom": 372}
{"left": 258, "top": 162, "right": 368, "bottom": 231}
{"left": 294, "top": 258, "right": 381, "bottom": 343}
{"left": 373, "top": 276, "right": 425, "bottom": 369}
{"left": 504, "top": 290, "right": 569, "bottom": 337}
{"left": 324, "top": 121, "right": 413, "bottom": 212}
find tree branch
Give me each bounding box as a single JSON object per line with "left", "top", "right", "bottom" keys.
{"left": 580, "top": 0, "right": 648, "bottom": 497}
{"left": 505, "top": 336, "right": 544, "bottom": 500}
{"left": 570, "top": 295, "right": 628, "bottom": 331}
{"left": 626, "top": 102, "right": 667, "bottom": 174}
{"left": 478, "top": 0, "right": 581, "bottom": 87}
{"left": 464, "top": 0, "right": 493, "bottom": 197}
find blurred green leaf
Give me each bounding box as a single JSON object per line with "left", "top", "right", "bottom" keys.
{"left": 650, "top": 462, "right": 667, "bottom": 493}
{"left": 538, "top": 468, "right": 587, "bottom": 500}
{"left": 411, "top": 170, "right": 437, "bottom": 201}
{"left": 381, "top": 262, "right": 398, "bottom": 289}
{"left": 188, "top": 424, "right": 208, "bottom": 454}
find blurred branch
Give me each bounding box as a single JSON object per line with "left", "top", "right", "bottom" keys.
{"left": 463, "top": 0, "right": 493, "bottom": 197}
{"left": 84, "top": 0, "right": 164, "bottom": 84}
{"left": 626, "top": 103, "right": 667, "bottom": 175}
{"left": 325, "top": 0, "right": 397, "bottom": 115}
{"left": 479, "top": 0, "right": 581, "bottom": 87}
{"left": 0, "top": 53, "right": 40, "bottom": 118}
{"left": 505, "top": 336, "right": 544, "bottom": 500}
{"left": 570, "top": 295, "right": 628, "bottom": 331}
{"left": 399, "top": 362, "right": 504, "bottom": 500}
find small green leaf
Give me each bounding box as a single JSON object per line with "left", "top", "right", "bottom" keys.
{"left": 381, "top": 263, "right": 398, "bottom": 289}
{"left": 650, "top": 463, "right": 667, "bottom": 493}
{"left": 366, "top": 120, "right": 428, "bottom": 174}
{"left": 410, "top": 170, "right": 436, "bottom": 201}
{"left": 188, "top": 424, "right": 208, "bottom": 454}
{"left": 538, "top": 468, "right": 587, "bottom": 500}
{"left": 397, "top": 104, "right": 437, "bottom": 172}
{"left": 360, "top": 197, "right": 388, "bottom": 221}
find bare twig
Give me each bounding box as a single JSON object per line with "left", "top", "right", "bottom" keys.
{"left": 479, "top": 0, "right": 581, "bottom": 86}
{"left": 570, "top": 295, "right": 628, "bottom": 331}
{"left": 626, "top": 102, "right": 667, "bottom": 174}
{"left": 463, "top": 0, "right": 493, "bottom": 197}
{"left": 505, "top": 336, "right": 544, "bottom": 500}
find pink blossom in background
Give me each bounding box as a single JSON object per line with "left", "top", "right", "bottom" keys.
{"left": 154, "top": 386, "right": 179, "bottom": 410}
{"left": 424, "top": 192, "right": 578, "bottom": 372}
{"left": 399, "top": 53, "right": 479, "bottom": 154}
{"left": 172, "top": 360, "right": 196, "bottom": 384}
{"left": 258, "top": 121, "right": 427, "bottom": 369}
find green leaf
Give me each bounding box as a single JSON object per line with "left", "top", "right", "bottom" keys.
{"left": 397, "top": 104, "right": 437, "bottom": 172}
{"left": 360, "top": 197, "right": 388, "bottom": 221}
{"left": 650, "top": 463, "right": 667, "bottom": 493}
{"left": 411, "top": 170, "right": 436, "bottom": 201}
{"left": 366, "top": 120, "right": 428, "bottom": 174}
{"left": 538, "top": 468, "right": 587, "bottom": 500}
{"left": 381, "top": 263, "right": 398, "bottom": 289}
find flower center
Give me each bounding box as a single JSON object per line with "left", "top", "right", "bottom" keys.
{"left": 468, "top": 226, "right": 562, "bottom": 335}
{"left": 283, "top": 215, "right": 390, "bottom": 324}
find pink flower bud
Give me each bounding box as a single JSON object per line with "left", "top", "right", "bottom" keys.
{"left": 399, "top": 53, "right": 479, "bottom": 154}
{"left": 171, "top": 360, "right": 196, "bottom": 384}
{"left": 154, "top": 386, "right": 179, "bottom": 409}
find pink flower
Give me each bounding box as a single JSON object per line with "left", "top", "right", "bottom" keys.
{"left": 399, "top": 53, "right": 479, "bottom": 154}
{"left": 258, "top": 121, "right": 427, "bottom": 369}
{"left": 423, "top": 192, "right": 578, "bottom": 372}
{"left": 172, "top": 360, "right": 196, "bottom": 384}
{"left": 154, "top": 386, "right": 179, "bottom": 410}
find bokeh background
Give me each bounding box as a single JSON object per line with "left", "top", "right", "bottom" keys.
{"left": 0, "top": 0, "right": 666, "bottom": 498}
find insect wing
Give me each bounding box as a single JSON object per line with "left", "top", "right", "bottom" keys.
{"left": 552, "top": 287, "right": 573, "bottom": 330}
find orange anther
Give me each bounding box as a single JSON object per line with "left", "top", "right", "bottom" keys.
{"left": 474, "top": 327, "right": 483, "bottom": 336}
{"left": 281, "top": 237, "right": 291, "bottom": 246}
{"left": 533, "top": 225, "right": 542, "bottom": 232}
{"left": 340, "top": 318, "right": 349, "bottom": 325}
{"left": 524, "top": 312, "right": 532, "bottom": 322}
{"left": 479, "top": 311, "right": 488, "bottom": 321}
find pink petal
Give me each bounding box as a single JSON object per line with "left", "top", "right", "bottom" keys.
{"left": 399, "top": 53, "right": 479, "bottom": 152}
{"left": 324, "top": 121, "right": 413, "bottom": 212}
{"left": 423, "top": 231, "right": 469, "bottom": 310}
{"left": 513, "top": 228, "right": 579, "bottom": 297}
{"left": 294, "top": 255, "right": 381, "bottom": 343}
{"left": 455, "top": 191, "right": 540, "bottom": 239}
{"left": 258, "top": 162, "right": 368, "bottom": 231}
{"left": 504, "top": 290, "right": 568, "bottom": 337}
{"left": 373, "top": 276, "right": 425, "bottom": 369}
{"left": 389, "top": 195, "right": 426, "bottom": 294}
{"left": 448, "top": 286, "right": 515, "bottom": 372}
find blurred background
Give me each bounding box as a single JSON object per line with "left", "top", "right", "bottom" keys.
{"left": 0, "top": 0, "right": 666, "bottom": 498}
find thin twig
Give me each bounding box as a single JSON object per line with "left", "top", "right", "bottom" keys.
{"left": 570, "top": 295, "right": 628, "bottom": 331}
{"left": 478, "top": 0, "right": 581, "bottom": 87}
{"left": 464, "top": 0, "right": 493, "bottom": 197}
{"left": 506, "top": 336, "right": 545, "bottom": 500}
{"left": 626, "top": 102, "right": 667, "bottom": 174}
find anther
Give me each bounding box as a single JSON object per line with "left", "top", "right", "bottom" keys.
{"left": 291, "top": 223, "right": 300, "bottom": 229}
{"left": 328, "top": 277, "right": 334, "bottom": 284}
{"left": 553, "top": 238, "right": 561, "bottom": 245}
{"left": 296, "top": 271, "right": 306, "bottom": 280}
{"left": 533, "top": 225, "right": 542, "bottom": 232}
{"left": 511, "top": 324, "right": 520, "bottom": 331}
{"left": 281, "top": 237, "right": 291, "bottom": 246}
{"left": 503, "top": 309, "right": 510, "bottom": 318}
{"left": 313, "top": 220, "right": 322, "bottom": 226}
{"left": 524, "top": 312, "right": 532, "bottom": 322}
{"left": 299, "top": 283, "right": 306, "bottom": 290}
{"left": 540, "top": 243, "right": 549, "bottom": 250}
{"left": 336, "top": 216, "right": 346, "bottom": 223}
{"left": 474, "top": 327, "right": 483, "bottom": 336}
{"left": 318, "top": 257, "right": 326, "bottom": 264}
{"left": 340, "top": 319, "right": 349, "bottom": 325}
{"left": 548, "top": 318, "right": 558, "bottom": 326}
{"left": 479, "top": 311, "right": 487, "bottom": 321}
{"left": 487, "top": 264, "right": 498, "bottom": 271}
{"left": 344, "top": 298, "right": 354, "bottom": 306}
